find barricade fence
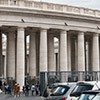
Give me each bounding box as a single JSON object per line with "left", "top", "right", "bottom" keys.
{"left": 39, "top": 71, "right": 100, "bottom": 95}
{"left": 47, "top": 71, "right": 100, "bottom": 84}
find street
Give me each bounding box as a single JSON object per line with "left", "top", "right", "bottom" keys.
{"left": 0, "top": 93, "right": 42, "bottom": 100}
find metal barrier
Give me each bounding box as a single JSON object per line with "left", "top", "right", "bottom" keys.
{"left": 47, "top": 71, "right": 100, "bottom": 83}
{"left": 39, "top": 71, "right": 100, "bottom": 95}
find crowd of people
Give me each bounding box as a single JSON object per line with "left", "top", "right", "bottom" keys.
{"left": 23, "top": 83, "right": 39, "bottom": 96}
{"left": 0, "top": 80, "right": 40, "bottom": 97}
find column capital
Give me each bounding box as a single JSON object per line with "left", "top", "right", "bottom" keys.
{"left": 93, "top": 33, "right": 99, "bottom": 36}
{"left": 8, "top": 27, "right": 16, "bottom": 33}
{"left": 17, "top": 26, "right": 26, "bottom": 31}
{"left": 40, "top": 28, "right": 48, "bottom": 34}
{"left": 78, "top": 31, "right": 85, "bottom": 35}
{"left": 60, "top": 29, "right": 69, "bottom": 32}
{"left": 17, "top": 26, "right": 25, "bottom": 28}
{"left": 97, "top": 28, "right": 100, "bottom": 34}
{"left": 40, "top": 27, "right": 49, "bottom": 30}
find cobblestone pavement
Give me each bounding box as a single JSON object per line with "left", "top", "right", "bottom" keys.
{"left": 0, "top": 93, "right": 43, "bottom": 100}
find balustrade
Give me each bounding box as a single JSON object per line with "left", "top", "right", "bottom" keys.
{"left": 0, "top": 0, "right": 99, "bottom": 17}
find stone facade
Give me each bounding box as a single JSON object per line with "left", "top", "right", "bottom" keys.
{"left": 0, "top": 0, "right": 100, "bottom": 87}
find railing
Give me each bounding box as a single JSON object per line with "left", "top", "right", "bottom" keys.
{"left": 0, "top": 0, "right": 100, "bottom": 17}
{"left": 39, "top": 71, "right": 100, "bottom": 95}
{"left": 46, "top": 71, "right": 100, "bottom": 85}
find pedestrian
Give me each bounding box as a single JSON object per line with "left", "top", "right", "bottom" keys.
{"left": 0, "top": 80, "right": 2, "bottom": 90}
{"left": 35, "top": 84, "right": 39, "bottom": 95}
{"left": 31, "top": 84, "right": 35, "bottom": 96}
{"left": 14, "top": 82, "right": 18, "bottom": 97}
{"left": 17, "top": 84, "right": 20, "bottom": 97}
{"left": 22, "top": 85, "right": 25, "bottom": 94}
{"left": 7, "top": 84, "right": 12, "bottom": 95}
{"left": 25, "top": 83, "right": 30, "bottom": 96}
{"left": 4, "top": 83, "right": 8, "bottom": 94}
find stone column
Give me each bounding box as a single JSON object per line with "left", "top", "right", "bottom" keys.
{"left": 59, "top": 30, "right": 68, "bottom": 82}
{"left": 4, "top": 55, "right": 6, "bottom": 79}
{"left": 78, "top": 32, "right": 85, "bottom": 81}
{"left": 7, "top": 31, "right": 15, "bottom": 80}
{"left": 88, "top": 38, "right": 92, "bottom": 71}
{"left": 75, "top": 38, "right": 78, "bottom": 70}
{"left": 71, "top": 37, "right": 75, "bottom": 71}
{"left": 40, "top": 29, "right": 48, "bottom": 72}
{"left": 78, "top": 32, "right": 85, "bottom": 71}
{"left": 16, "top": 27, "right": 25, "bottom": 89}
{"left": 67, "top": 34, "right": 71, "bottom": 71}
{"left": 85, "top": 41, "right": 89, "bottom": 71}
{"left": 48, "top": 34, "right": 55, "bottom": 72}
{"left": 0, "top": 33, "right": 2, "bottom": 77}
{"left": 25, "top": 36, "right": 27, "bottom": 76}
{"left": 92, "top": 33, "right": 99, "bottom": 71}
{"left": 26, "top": 55, "right": 29, "bottom": 75}
{"left": 36, "top": 33, "right": 40, "bottom": 76}
{"left": 29, "top": 33, "right": 36, "bottom": 77}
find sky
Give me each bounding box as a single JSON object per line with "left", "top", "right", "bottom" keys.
{"left": 35, "top": 0, "right": 100, "bottom": 10}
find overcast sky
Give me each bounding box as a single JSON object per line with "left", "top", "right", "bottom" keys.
{"left": 35, "top": 0, "right": 100, "bottom": 10}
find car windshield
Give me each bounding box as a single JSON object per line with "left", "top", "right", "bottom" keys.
{"left": 50, "top": 85, "right": 70, "bottom": 96}
{"left": 78, "top": 94, "right": 96, "bottom": 100}
{"left": 72, "top": 84, "right": 93, "bottom": 93}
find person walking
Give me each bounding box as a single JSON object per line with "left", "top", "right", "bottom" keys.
{"left": 14, "top": 82, "right": 18, "bottom": 97}
{"left": 35, "top": 84, "right": 39, "bottom": 95}
{"left": 17, "top": 84, "right": 20, "bottom": 97}
{"left": 31, "top": 84, "right": 35, "bottom": 96}
{"left": 8, "top": 84, "right": 12, "bottom": 95}
{"left": 4, "top": 83, "right": 8, "bottom": 94}
{"left": 25, "top": 83, "right": 30, "bottom": 96}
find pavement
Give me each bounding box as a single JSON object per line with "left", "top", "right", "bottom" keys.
{"left": 0, "top": 93, "right": 43, "bottom": 100}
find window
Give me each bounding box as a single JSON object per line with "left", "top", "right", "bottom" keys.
{"left": 50, "top": 85, "right": 70, "bottom": 96}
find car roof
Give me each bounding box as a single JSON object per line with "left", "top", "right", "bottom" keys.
{"left": 51, "top": 82, "right": 76, "bottom": 87}
{"left": 76, "top": 81, "right": 97, "bottom": 86}
{"left": 55, "top": 85, "right": 70, "bottom": 88}
{"left": 82, "top": 90, "right": 100, "bottom": 94}
{"left": 96, "top": 93, "right": 100, "bottom": 95}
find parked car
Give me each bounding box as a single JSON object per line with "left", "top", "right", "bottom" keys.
{"left": 48, "top": 82, "right": 68, "bottom": 89}
{"left": 78, "top": 90, "right": 100, "bottom": 100}
{"left": 68, "top": 81, "right": 100, "bottom": 100}
{"left": 42, "top": 83, "right": 76, "bottom": 100}
{"left": 92, "top": 93, "right": 100, "bottom": 100}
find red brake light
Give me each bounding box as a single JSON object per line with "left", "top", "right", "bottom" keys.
{"left": 62, "top": 98, "right": 68, "bottom": 100}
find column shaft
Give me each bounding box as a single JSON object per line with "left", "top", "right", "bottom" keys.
{"left": 40, "top": 29, "right": 48, "bottom": 72}
{"left": 16, "top": 27, "right": 25, "bottom": 89}
{"left": 29, "top": 33, "right": 36, "bottom": 77}
{"left": 71, "top": 37, "right": 75, "bottom": 71}
{"left": 0, "top": 33, "right": 2, "bottom": 77}
{"left": 59, "top": 30, "right": 67, "bottom": 71}
{"left": 48, "top": 34, "right": 55, "bottom": 71}
{"left": 7, "top": 32, "right": 15, "bottom": 79}
{"left": 92, "top": 34, "right": 99, "bottom": 71}
{"left": 67, "top": 34, "right": 71, "bottom": 71}
{"left": 59, "top": 30, "right": 68, "bottom": 82}
{"left": 88, "top": 39, "right": 92, "bottom": 71}
{"left": 78, "top": 32, "right": 85, "bottom": 71}
{"left": 26, "top": 55, "right": 29, "bottom": 75}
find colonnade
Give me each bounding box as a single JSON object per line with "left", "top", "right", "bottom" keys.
{"left": 0, "top": 26, "right": 99, "bottom": 87}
